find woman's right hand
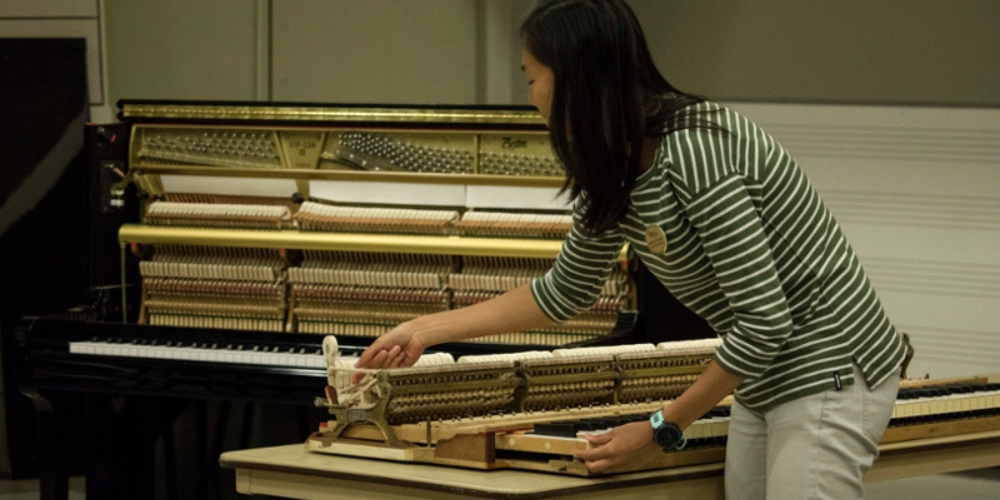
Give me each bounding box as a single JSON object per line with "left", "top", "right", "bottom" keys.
{"left": 351, "top": 284, "right": 549, "bottom": 383}
{"left": 355, "top": 321, "right": 428, "bottom": 371}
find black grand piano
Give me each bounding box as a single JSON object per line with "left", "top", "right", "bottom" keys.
{"left": 18, "top": 313, "right": 564, "bottom": 500}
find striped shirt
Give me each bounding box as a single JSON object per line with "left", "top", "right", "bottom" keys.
{"left": 531, "top": 102, "right": 906, "bottom": 410}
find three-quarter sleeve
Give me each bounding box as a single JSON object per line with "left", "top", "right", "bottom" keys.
{"left": 530, "top": 211, "right": 625, "bottom": 323}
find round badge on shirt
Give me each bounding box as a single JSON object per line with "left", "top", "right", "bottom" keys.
{"left": 645, "top": 225, "right": 668, "bottom": 255}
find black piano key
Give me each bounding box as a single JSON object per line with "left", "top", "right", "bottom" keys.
{"left": 608, "top": 416, "right": 642, "bottom": 426}
{"left": 589, "top": 418, "right": 628, "bottom": 428}
{"left": 532, "top": 422, "right": 578, "bottom": 438}
{"left": 701, "top": 408, "right": 728, "bottom": 419}
{"left": 567, "top": 420, "right": 603, "bottom": 432}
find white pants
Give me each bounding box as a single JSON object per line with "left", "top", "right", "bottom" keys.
{"left": 724, "top": 364, "right": 900, "bottom": 500}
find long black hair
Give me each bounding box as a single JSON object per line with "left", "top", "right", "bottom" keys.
{"left": 520, "top": 0, "right": 720, "bottom": 235}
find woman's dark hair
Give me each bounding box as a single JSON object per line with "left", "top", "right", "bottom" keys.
{"left": 520, "top": 0, "right": 720, "bottom": 234}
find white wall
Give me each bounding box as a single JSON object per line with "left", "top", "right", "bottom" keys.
{"left": 727, "top": 103, "right": 1000, "bottom": 379}
{"left": 631, "top": 0, "right": 1000, "bottom": 106}
{"left": 271, "top": 0, "right": 479, "bottom": 104}
{"left": 103, "top": 0, "right": 260, "bottom": 103}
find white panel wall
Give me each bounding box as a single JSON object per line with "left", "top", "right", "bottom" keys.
{"left": 0, "top": 0, "right": 96, "bottom": 18}
{"left": 729, "top": 103, "right": 1000, "bottom": 379}
{"left": 271, "top": 0, "right": 479, "bottom": 104}
{"left": 631, "top": 0, "right": 1000, "bottom": 106}
{"left": 103, "top": 0, "right": 259, "bottom": 103}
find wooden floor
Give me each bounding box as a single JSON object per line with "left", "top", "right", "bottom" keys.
{"left": 1, "top": 470, "right": 997, "bottom": 500}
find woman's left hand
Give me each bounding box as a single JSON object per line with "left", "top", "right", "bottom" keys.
{"left": 574, "top": 420, "right": 664, "bottom": 473}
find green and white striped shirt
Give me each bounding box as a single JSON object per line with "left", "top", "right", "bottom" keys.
{"left": 531, "top": 102, "right": 906, "bottom": 410}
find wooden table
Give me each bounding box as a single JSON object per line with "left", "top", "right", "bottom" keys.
{"left": 220, "top": 430, "right": 1000, "bottom": 499}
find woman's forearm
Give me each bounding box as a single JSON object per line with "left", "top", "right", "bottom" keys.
{"left": 662, "top": 361, "right": 744, "bottom": 430}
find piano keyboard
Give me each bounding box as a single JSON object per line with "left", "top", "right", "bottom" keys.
{"left": 65, "top": 339, "right": 449, "bottom": 371}
{"left": 69, "top": 338, "right": 327, "bottom": 368}
{"left": 893, "top": 382, "right": 1000, "bottom": 420}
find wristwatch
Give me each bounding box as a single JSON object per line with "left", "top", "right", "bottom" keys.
{"left": 650, "top": 409, "right": 687, "bottom": 451}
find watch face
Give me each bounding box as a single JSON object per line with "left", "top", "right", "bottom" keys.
{"left": 650, "top": 409, "right": 685, "bottom": 450}
{"left": 654, "top": 423, "right": 683, "bottom": 449}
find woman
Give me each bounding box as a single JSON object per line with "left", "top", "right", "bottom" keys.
{"left": 356, "top": 1, "right": 906, "bottom": 498}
